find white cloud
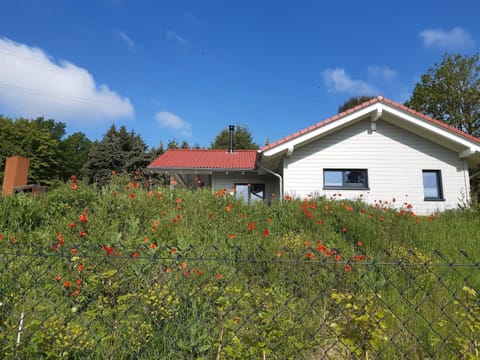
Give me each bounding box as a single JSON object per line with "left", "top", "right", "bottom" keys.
{"left": 419, "top": 27, "right": 474, "bottom": 49}
{"left": 0, "top": 37, "right": 134, "bottom": 124}
{"left": 155, "top": 111, "right": 192, "bottom": 137}
{"left": 322, "top": 68, "right": 376, "bottom": 95}
{"left": 165, "top": 30, "right": 188, "bottom": 47}
{"left": 116, "top": 30, "right": 139, "bottom": 53}
{"left": 367, "top": 65, "right": 397, "bottom": 82}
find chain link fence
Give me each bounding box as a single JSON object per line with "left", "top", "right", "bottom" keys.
{"left": 1, "top": 244, "right": 479, "bottom": 359}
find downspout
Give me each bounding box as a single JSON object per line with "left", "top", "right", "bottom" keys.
{"left": 256, "top": 150, "right": 283, "bottom": 201}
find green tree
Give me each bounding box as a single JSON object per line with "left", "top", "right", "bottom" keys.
{"left": 148, "top": 142, "right": 165, "bottom": 161}
{"left": 338, "top": 96, "right": 374, "bottom": 113}
{"left": 211, "top": 125, "right": 259, "bottom": 150}
{"left": 84, "top": 125, "right": 149, "bottom": 185}
{"left": 32, "top": 117, "right": 66, "bottom": 141}
{"left": 167, "top": 139, "right": 179, "bottom": 149}
{"left": 0, "top": 116, "right": 61, "bottom": 185}
{"left": 405, "top": 53, "right": 480, "bottom": 136}
{"left": 58, "top": 132, "right": 93, "bottom": 180}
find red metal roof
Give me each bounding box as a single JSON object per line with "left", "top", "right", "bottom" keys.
{"left": 261, "top": 96, "right": 480, "bottom": 151}
{"left": 148, "top": 149, "right": 258, "bottom": 170}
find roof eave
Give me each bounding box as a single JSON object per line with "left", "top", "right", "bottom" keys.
{"left": 147, "top": 167, "right": 257, "bottom": 173}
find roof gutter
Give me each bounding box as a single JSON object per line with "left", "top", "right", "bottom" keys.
{"left": 256, "top": 150, "right": 283, "bottom": 201}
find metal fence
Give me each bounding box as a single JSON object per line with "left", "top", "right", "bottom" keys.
{"left": 1, "top": 245, "right": 479, "bottom": 359}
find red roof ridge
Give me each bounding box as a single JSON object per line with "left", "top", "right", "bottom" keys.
{"left": 262, "top": 95, "right": 480, "bottom": 151}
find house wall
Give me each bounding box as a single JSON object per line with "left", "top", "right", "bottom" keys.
{"left": 213, "top": 172, "right": 278, "bottom": 204}
{"left": 283, "top": 119, "right": 470, "bottom": 215}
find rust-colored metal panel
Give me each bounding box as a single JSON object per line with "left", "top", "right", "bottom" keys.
{"left": 2, "top": 156, "right": 30, "bottom": 195}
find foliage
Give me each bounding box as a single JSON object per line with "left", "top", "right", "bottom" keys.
{"left": 405, "top": 53, "right": 480, "bottom": 137}
{"left": 0, "top": 116, "right": 94, "bottom": 185}
{"left": 211, "top": 125, "right": 259, "bottom": 150}
{"left": 0, "top": 180, "right": 479, "bottom": 358}
{"left": 338, "top": 96, "right": 374, "bottom": 113}
{"left": 83, "top": 125, "right": 150, "bottom": 185}
{"left": 58, "top": 132, "right": 93, "bottom": 181}
{"left": 0, "top": 116, "right": 61, "bottom": 185}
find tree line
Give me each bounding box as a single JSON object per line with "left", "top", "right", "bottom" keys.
{"left": 0, "top": 116, "right": 258, "bottom": 187}
{"left": 0, "top": 52, "right": 479, "bottom": 187}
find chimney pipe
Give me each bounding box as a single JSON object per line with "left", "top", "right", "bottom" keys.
{"left": 228, "top": 125, "right": 235, "bottom": 153}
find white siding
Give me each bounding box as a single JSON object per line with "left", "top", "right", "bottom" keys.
{"left": 283, "top": 119, "right": 470, "bottom": 215}
{"left": 213, "top": 172, "right": 278, "bottom": 204}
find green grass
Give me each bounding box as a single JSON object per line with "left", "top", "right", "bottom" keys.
{"left": 0, "top": 176, "right": 479, "bottom": 359}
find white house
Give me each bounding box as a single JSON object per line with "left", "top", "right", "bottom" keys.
{"left": 148, "top": 96, "right": 480, "bottom": 214}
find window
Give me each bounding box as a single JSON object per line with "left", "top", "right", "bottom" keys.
{"left": 323, "top": 169, "right": 368, "bottom": 189}
{"left": 235, "top": 183, "right": 265, "bottom": 203}
{"left": 422, "top": 170, "right": 444, "bottom": 201}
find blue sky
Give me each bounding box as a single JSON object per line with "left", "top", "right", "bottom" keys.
{"left": 0, "top": 0, "right": 478, "bottom": 149}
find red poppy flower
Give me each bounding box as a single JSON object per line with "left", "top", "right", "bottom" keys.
{"left": 357, "top": 241, "right": 363, "bottom": 246}
{"left": 276, "top": 251, "right": 282, "bottom": 257}
{"left": 171, "top": 247, "right": 177, "bottom": 254}
{"left": 345, "top": 265, "right": 351, "bottom": 272}
{"left": 197, "top": 270, "right": 203, "bottom": 276}
{"left": 248, "top": 222, "right": 255, "bottom": 231}
{"left": 342, "top": 227, "right": 348, "bottom": 233}
{"left": 165, "top": 267, "right": 172, "bottom": 273}
{"left": 317, "top": 219, "right": 323, "bottom": 225}
{"left": 71, "top": 184, "right": 78, "bottom": 190}
{"left": 149, "top": 243, "right": 157, "bottom": 249}
{"left": 77, "top": 264, "right": 84, "bottom": 271}
{"left": 132, "top": 252, "right": 139, "bottom": 259}
{"left": 79, "top": 213, "right": 87, "bottom": 223}
{"left": 216, "top": 273, "right": 223, "bottom": 280}
{"left": 68, "top": 223, "right": 75, "bottom": 228}
{"left": 305, "top": 253, "right": 314, "bottom": 259}
{"left": 54, "top": 275, "right": 62, "bottom": 281}
{"left": 180, "top": 261, "right": 187, "bottom": 269}
{"left": 229, "top": 233, "right": 235, "bottom": 240}
{"left": 131, "top": 181, "right": 138, "bottom": 188}
{"left": 76, "top": 278, "right": 82, "bottom": 285}
{"left": 263, "top": 229, "right": 269, "bottom": 236}
{"left": 79, "top": 231, "right": 87, "bottom": 237}
{"left": 102, "top": 245, "right": 114, "bottom": 256}
{"left": 63, "top": 281, "right": 72, "bottom": 288}
{"left": 129, "top": 193, "right": 135, "bottom": 199}
{"left": 70, "top": 248, "right": 77, "bottom": 255}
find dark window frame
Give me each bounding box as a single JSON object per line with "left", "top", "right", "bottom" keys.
{"left": 422, "top": 170, "right": 445, "bottom": 201}
{"left": 323, "top": 169, "right": 369, "bottom": 190}
{"left": 234, "top": 183, "right": 266, "bottom": 203}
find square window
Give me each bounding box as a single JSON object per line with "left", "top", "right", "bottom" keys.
{"left": 235, "top": 183, "right": 265, "bottom": 203}
{"left": 323, "top": 169, "right": 368, "bottom": 189}
{"left": 422, "top": 170, "right": 444, "bottom": 200}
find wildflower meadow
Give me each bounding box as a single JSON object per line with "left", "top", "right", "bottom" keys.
{"left": 0, "top": 174, "right": 479, "bottom": 359}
